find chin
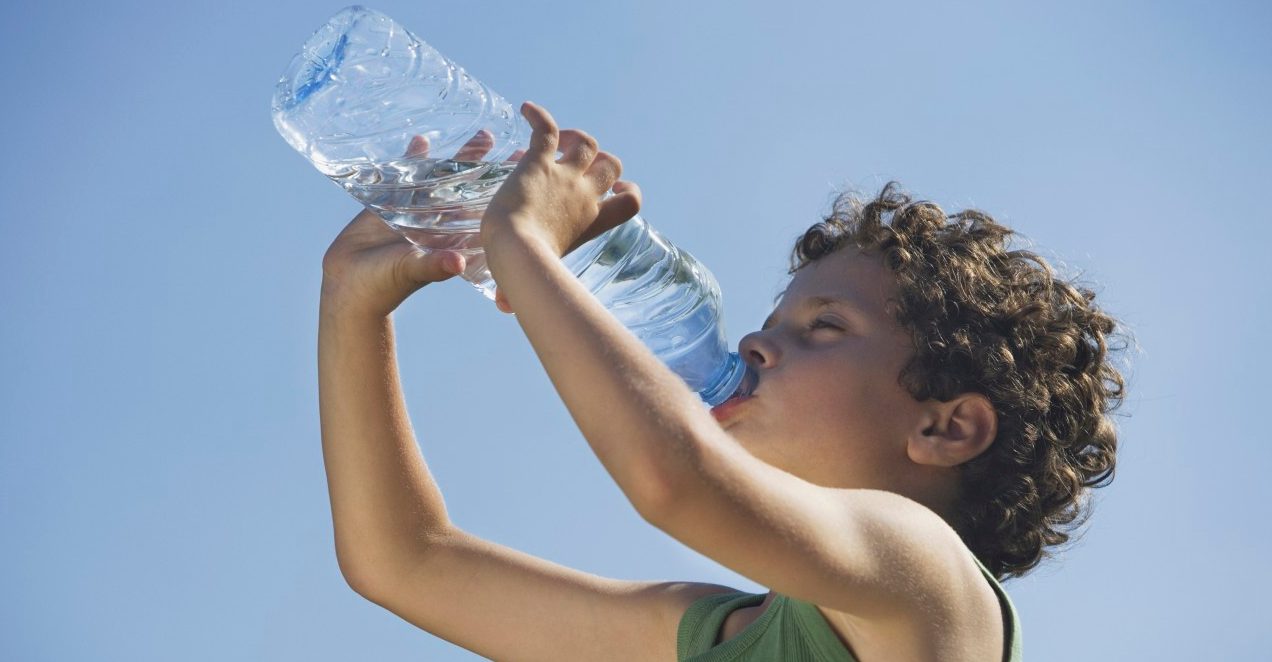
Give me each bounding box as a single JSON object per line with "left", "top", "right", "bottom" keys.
{"left": 724, "top": 426, "right": 775, "bottom": 453}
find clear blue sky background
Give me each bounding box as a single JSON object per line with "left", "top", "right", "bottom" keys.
{"left": 2, "top": 1, "right": 1269, "bottom": 659}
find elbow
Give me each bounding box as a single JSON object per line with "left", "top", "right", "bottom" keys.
{"left": 632, "top": 474, "right": 681, "bottom": 527}
{"left": 335, "top": 546, "right": 386, "bottom": 600}
{"left": 630, "top": 441, "right": 706, "bottom": 529}
{"left": 332, "top": 526, "right": 458, "bottom": 601}
{"left": 332, "top": 538, "right": 421, "bottom": 601}
{"left": 632, "top": 425, "right": 724, "bottom": 528}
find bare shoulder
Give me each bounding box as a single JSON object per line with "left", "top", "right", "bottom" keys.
{"left": 821, "top": 489, "right": 1006, "bottom": 661}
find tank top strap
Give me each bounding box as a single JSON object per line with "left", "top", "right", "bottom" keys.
{"left": 676, "top": 591, "right": 766, "bottom": 660}
{"left": 970, "top": 554, "right": 1024, "bottom": 662}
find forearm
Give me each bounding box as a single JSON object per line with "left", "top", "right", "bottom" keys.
{"left": 488, "top": 234, "right": 721, "bottom": 517}
{"left": 317, "top": 291, "right": 452, "bottom": 584}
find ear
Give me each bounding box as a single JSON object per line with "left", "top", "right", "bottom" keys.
{"left": 906, "top": 394, "right": 998, "bottom": 468}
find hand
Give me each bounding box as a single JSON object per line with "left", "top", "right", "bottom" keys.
{"left": 479, "top": 102, "right": 642, "bottom": 282}
{"left": 320, "top": 207, "right": 469, "bottom": 318}
{"left": 320, "top": 131, "right": 525, "bottom": 318}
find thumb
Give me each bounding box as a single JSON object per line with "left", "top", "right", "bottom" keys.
{"left": 406, "top": 248, "right": 466, "bottom": 284}
{"left": 564, "top": 181, "right": 643, "bottom": 255}
{"left": 599, "top": 181, "right": 642, "bottom": 226}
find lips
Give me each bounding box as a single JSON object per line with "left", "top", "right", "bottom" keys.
{"left": 710, "top": 394, "right": 754, "bottom": 423}
{"left": 711, "top": 365, "right": 759, "bottom": 423}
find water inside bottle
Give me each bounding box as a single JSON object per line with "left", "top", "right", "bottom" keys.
{"left": 325, "top": 156, "right": 521, "bottom": 288}
{"left": 330, "top": 156, "right": 515, "bottom": 227}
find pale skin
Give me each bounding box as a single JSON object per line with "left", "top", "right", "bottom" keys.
{"left": 318, "top": 101, "right": 1006, "bottom": 661}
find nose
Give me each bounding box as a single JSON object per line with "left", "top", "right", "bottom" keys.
{"left": 738, "top": 329, "right": 780, "bottom": 370}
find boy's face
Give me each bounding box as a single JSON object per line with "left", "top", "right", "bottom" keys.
{"left": 721, "top": 248, "right": 928, "bottom": 490}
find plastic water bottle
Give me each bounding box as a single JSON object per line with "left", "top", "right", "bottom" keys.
{"left": 272, "top": 5, "right": 746, "bottom": 405}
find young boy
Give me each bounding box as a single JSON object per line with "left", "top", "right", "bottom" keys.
{"left": 317, "top": 102, "right": 1124, "bottom": 661}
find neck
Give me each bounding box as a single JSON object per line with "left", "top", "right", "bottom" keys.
{"left": 902, "top": 465, "right": 962, "bottom": 528}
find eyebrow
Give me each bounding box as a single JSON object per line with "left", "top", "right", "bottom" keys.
{"left": 761, "top": 295, "right": 864, "bottom": 331}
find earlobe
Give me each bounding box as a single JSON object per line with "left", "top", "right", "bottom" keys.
{"left": 907, "top": 395, "right": 998, "bottom": 468}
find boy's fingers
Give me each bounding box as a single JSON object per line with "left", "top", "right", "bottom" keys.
{"left": 405, "top": 134, "right": 430, "bottom": 158}
{"left": 583, "top": 152, "right": 622, "bottom": 193}
{"left": 506, "top": 149, "right": 526, "bottom": 163}
{"left": 493, "top": 286, "right": 513, "bottom": 314}
{"left": 453, "top": 129, "right": 495, "bottom": 162}
{"left": 521, "top": 101, "right": 559, "bottom": 161}
{"left": 557, "top": 129, "right": 599, "bottom": 171}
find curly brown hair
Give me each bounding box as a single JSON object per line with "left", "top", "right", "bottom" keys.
{"left": 789, "top": 182, "right": 1127, "bottom": 580}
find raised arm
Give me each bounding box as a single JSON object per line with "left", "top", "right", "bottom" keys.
{"left": 480, "top": 102, "right": 999, "bottom": 628}
{"left": 317, "top": 207, "right": 740, "bottom": 661}
{"left": 317, "top": 205, "right": 469, "bottom": 583}
{"left": 316, "top": 131, "right": 519, "bottom": 579}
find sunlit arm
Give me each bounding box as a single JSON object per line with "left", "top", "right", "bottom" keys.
{"left": 485, "top": 230, "right": 717, "bottom": 514}
{"left": 485, "top": 230, "right": 975, "bottom": 618}
{"left": 316, "top": 299, "right": 453, "bottom": 593}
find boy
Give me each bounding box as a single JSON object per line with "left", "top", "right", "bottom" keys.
{"left": 317, "top": 102, "right": 1123, "bottom": 660}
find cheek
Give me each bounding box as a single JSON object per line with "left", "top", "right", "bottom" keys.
{"left": 778, "top": 372, "right": 866, "bottom": 431}
{"left": 795, "top": 364, "right": 904, "bottom": 432}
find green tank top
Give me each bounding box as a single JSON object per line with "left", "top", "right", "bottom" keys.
{"left": 676, "top": 555, "right": 1023, "bottom": 661}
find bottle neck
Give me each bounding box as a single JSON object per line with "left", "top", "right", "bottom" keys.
{"left": 699, "top": 352, "right": 746, "bottom": 406}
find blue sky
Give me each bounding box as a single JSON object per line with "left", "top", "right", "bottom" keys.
{"left": 2, "top": 1, "right": 1269, "bottom": 659}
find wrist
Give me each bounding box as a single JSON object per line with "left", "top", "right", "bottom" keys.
{"left": 483, "top": 220, "right": 558, "bottom": 271}
{"left": 320, "top": 280, "right": 395, "bottom": 323}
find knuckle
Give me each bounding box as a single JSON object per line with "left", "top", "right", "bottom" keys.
{"left": 321, "top": 252, "right": 340, "bottom": 275}
{"left": 602, "top": 152, "right": 622, "bottom": 175}
{"left": 536, "top": 135, "right": 558, "bottom": 155}
{"left": 566, "top": 130, "right": 598, "bottom": 155}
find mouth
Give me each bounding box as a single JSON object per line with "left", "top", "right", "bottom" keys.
{"left": 710, "top": 394, "right": 754, "bottom": 423}
{"left": 710, "top": 364, "right": 759, "bottom": 423}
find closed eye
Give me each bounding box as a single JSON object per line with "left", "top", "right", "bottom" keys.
{"left": 807, "top": 317, "right": 844, "bottom": 332}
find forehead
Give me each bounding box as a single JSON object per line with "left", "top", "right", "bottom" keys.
{"left": 775, "top": 249, "right": 897, "bottom": 315}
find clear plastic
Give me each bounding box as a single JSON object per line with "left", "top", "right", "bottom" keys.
{"left": 272, "top": 5, "right": 744, "bottom": 405}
